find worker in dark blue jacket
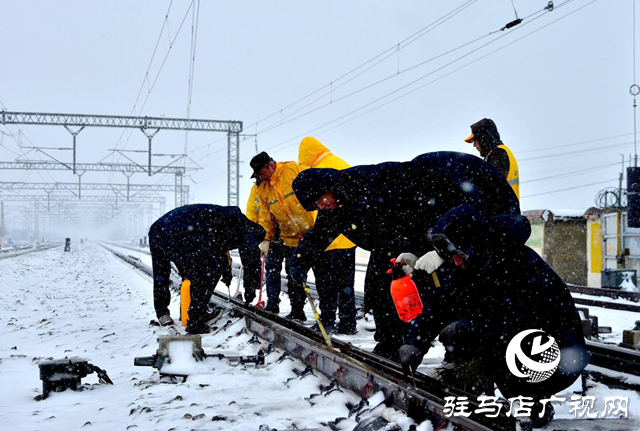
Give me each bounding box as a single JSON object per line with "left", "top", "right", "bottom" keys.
{"left": 149, "top": 204, "right": 264, "bottom": 334}
{"left": 289, "top": 152, "right": 520, "bottom": 359}
{"left": 398, "top": 204, "right": 587, "bottom": 427}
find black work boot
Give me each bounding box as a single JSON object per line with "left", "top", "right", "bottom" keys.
{"left": 264, "top": 302, "right": 280, "bottom": 314}
{"left": 337, "top": 320, "right": 358, "bottom": 335}
{"left": 285, "top": 308, "right": 307, "bottom": 323}
{"left": 311, "top": 321, "right": 336, "bottom": 334}
{"left": 372, "top": 342, "right": 401, "bottom": 362}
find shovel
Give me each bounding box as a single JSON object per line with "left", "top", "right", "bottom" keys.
{"left": 256, "top": 255, "right": 266, "bottom": 309}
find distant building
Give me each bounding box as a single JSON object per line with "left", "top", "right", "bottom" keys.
{"left": 524, "top": 208, "right": 640, "bottom": 287}
{"left": 523, "top": 209, "right": 588, "bottom": 286}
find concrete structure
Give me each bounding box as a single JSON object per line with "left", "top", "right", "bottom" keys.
{"left": 523, "top": 209, "right": 588, "bottom": 286}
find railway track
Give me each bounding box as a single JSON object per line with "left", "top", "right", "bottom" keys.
{"left": 0, "top": 242, "right": 62, "bottom": 260}
{"left": 107, "top": 243, "right": 640, "bottom": 312}
{"left": 101, "top": 241, "right": 640, "bottom": 375}
{"left": 99, "top": 241, "right": 640, "bottom": 430}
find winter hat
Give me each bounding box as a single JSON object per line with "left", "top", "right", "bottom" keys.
{"left": 464, "top": 118, "right": 503, "bottom": 151}
{"left": 293, "top": 168, "right": 341, "bottom": 211}
{"left": 250, "top": 151, "right": 273, "bottom": 179}
{"left": 428, "top": 204, "right": 490, "bottom": 268}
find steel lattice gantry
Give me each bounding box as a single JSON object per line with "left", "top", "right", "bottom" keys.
{"left": 1, "top": 194, "right": 166, "bottom": 213}
{"left": 0, "top": 161, "right": 190, "bottom": 207}
{"left": 1, "top": 111, "right": 243, "bottom": 206}
{"left": 15, "top": 198, "right": 161, "bottom": 240}
{"left": 0, "top": 181, "right": 188, "bottom": 202}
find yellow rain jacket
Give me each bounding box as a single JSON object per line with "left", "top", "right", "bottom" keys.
{"left": 298, "top": 136, "right": 356, "bottom": 251}
{"left": 257, "top": 161, "right": 316, "bottom": 247}
{"left": 246, "top": 183, "right": 260, "bottom": 223}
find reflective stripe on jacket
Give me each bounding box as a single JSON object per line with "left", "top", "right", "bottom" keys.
{"left": 498, "top": 144, "right": 519, "bottom": 200}
{"left": 257, "top": 161, "right": 315, "bottom": 247}
{"left": 246, "top": 183, "right": 260, "bottom": 223}
{"left": 298, "top": 136, "right": 356, "bottom": 251}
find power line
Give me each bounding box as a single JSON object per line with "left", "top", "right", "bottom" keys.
{"left": 184, "top": 0, "right": 201, "bottom": 158}
{"left": 521, "top": 178, "right": 617, "bottom": 198}
{"left": 517, "top": 132, "right": 634, "bottom": 154}
{"left": 108, "top": 1, "right": 195, "bottom": 188}
{"left": 521, "top": 160, "right": 620, "bottom": 184}
{"left": 256, "top": 0, "right": 598, "bottom": 157}
{"left": 249, "top": 0, "right": 480, "bottom": 135}
{"left": 185, "top": 0, "right": 481, "bottom": 158}
{"left": 519, "top": 140, "right": 634, "bottom": 162}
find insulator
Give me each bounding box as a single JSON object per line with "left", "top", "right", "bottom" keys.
{"left": 505, "top": 18, "right": 523, "bottom": 29}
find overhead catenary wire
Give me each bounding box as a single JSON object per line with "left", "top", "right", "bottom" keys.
{"left": 193, "top": 0, "right": 605, "bottom": 202}
{"left": 108, "top": 1, "right": 195, "bottom": 183}
{"left": 195, "top": 0, "right": 585, "bottom": 167}
{"left": 519, "top": 140, "right": 635, "bottom": 163}
{"left": 255, "top": 0, "right": 598, "bottom": 158}
{"left": 521, "top": 160, "right": 621, "bottom": 184}
{"left": 254, "top": 1, "right": 481, "bottom": 136}
{"left": 251, "top": 0, "right": 567, "bottom": 146}
{"left": 247, "top": 0, "right": 480, "bottom": 136}
{"left": 521, "top": 178, "right": 618, "bottom": 198}
{"left": 188, "top": 0, "right": 586, "bottom": 170}
{"left": 184, "top": 0, "right": 201, "bottom": 159}
{"left": 184, "top": 0, "right": 481, "bottom": 158}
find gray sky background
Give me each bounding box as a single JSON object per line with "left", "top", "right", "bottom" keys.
{"left": 0, "top": 0, "right": 635, "bottom": 218}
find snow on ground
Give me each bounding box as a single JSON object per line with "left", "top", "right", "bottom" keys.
{"left": 0, "top": 241, "right": 424, "bottom": 430}
{"left": 1, "top": 242, "right": 638, "bottom": 430}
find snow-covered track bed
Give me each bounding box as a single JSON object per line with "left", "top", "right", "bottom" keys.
{"left": 0, "top": 242, "right": 61, "bottom": 260}
{"left": 88, "top": 242, "right": 640, "bottom": 430}
{"left": 99, "top": 241, "right": 527, "bottom": 430}
{"left": 101, "top": 242, "right": 640, "bottom": 381}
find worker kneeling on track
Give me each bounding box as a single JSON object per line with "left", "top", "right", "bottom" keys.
{"left": 398, "top": 204, "right": 588, "bottom": 428}
{"left": 149, "top": 204, "right": 265, "bottom": 334}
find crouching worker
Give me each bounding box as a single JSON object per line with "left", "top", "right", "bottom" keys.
{"left": 398, "top": 204, "right": 587, "bottom": 427}
{"left": 149, "top": 204, "right": 265, "bottom": 334}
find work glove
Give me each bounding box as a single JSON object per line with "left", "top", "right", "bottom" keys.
{"left": 395, "top": 252, "right": 418, "bottom": 276}
{"left": 399, "top": 344, "right": 425, "bottom": 374}
{"left": 221, "top": 271, "right": 233, "bottom": 287}
{"left": 244, "top": 287, "right": 256, "bottom": 304}
{"left": 259, "top": 240, "right": 270, "bottom": 256}
{"left": 415, "top": 251, "right": 445, "bottom": 274}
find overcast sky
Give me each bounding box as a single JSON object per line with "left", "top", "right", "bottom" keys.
{"left": 0, "top": 0, "right": 635, "bottom": 222}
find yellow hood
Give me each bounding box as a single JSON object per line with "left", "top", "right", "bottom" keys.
{"left": 298, "top": 136, "right": 331, "bottom": 168}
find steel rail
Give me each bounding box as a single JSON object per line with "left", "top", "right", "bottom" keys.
{"left": 0, "top": 242, "right": 62, "bottom": 260}
{"left": 102, "top": 242, "right": 640, "bottom": 369}
{"left": 573, "top": 297, "right": 640, "bottom": 313}
{"left": 99, "top": 241, "right": 640, "bottom": 410}
{"left": 567, "top": 284, "right": 640, "bottom": 303}
{"left": 97, "top": 241, "right": 520, "bottom": 430}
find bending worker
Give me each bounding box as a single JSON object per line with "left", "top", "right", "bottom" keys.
{"left": 298, "top": 136, "right": 358, "bottom": 335}
{"left": 398, "top": 204, "right": 587, "bottom": 427}
{"left": 149, "top": 204, "right": 265, "bottom": 334}
{"left": 465, "top": 118, "right": 519, "bottom": 200}
{"left": 289, "top": 151, "right": 520, "bottom": 360}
